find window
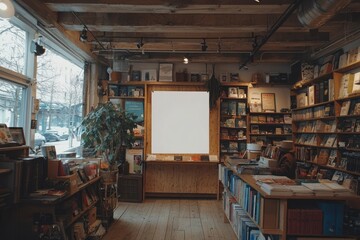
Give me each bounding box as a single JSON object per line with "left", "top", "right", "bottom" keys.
{"left": 0, "top": 78, "right": 26, "bottom": 127}
{"left": 36, "top": 48, "right": 84, "bottom": 153}
{"left": 0, "top": 19, "right": 26, "bottom": 74}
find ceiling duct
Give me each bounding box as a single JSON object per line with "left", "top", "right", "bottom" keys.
{"left": 297, "top": 0, "right": 351, "bottom": 29}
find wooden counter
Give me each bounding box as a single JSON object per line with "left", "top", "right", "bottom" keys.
{"left": 144, "top": 160, "right": 219, "bottom": 198}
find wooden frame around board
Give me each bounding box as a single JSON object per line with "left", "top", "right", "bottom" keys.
{"left": 261, "top": 93, "right": 276, "bottom": 112}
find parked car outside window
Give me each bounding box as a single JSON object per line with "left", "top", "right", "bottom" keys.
{"left": 43, "top": 132, "right": 61, "bottom": 142}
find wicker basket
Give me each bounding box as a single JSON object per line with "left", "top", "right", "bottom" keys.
{"left": 100, "top": 170, "right": 118, "bottom": 184}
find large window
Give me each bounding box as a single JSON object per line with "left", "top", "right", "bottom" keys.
{"left": 36, "top": 49, "right": 84, "bottom": 153}
{"left": 0, "top": 78, "right": 26, "bottom": 127}
{"left": 0, "top": 19, "right": 26, "bottom": 74}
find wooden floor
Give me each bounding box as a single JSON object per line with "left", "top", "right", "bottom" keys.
{"left": 102, "top": 199, "right": 237, "bottom": 240}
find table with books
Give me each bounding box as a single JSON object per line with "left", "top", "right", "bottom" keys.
{"left": 220, "top": 160, "right": 360, "bottom": 239}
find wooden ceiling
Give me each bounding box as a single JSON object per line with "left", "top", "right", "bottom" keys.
{"left": 16, "top": 0, "right": 360, "bottom": 65}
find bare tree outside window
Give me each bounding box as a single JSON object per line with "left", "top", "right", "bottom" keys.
{"left": 0, "top": 19, "right": 26, "bottom": 74}
{"left": 37, "top": 49, "right": 84, "bottom": 152}
{"left": 0, "top": 19, "right": 26, "bottom": 128}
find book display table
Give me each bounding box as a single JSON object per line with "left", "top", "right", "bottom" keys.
{"left": 219, "top": 161, "right": 360, "bottom": 240}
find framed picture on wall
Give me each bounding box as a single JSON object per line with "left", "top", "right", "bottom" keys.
{"left": 159, "top": 63, "right": 173, "bottom": 81}
{"left": 261, "top": 93, "right": 276, "bottom": 112}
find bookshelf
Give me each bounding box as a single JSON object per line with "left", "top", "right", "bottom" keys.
{"left": 248, "top": 112, "right": 292, "bottom": 147}
{"left": 22, "top": 176, "right": 101, "bottom": 239}
{"left": 219, "top": 83, "right": 248, "bottom": 162}
{"left": 219, "top": 161, "right": 360, "bottom": 240}
{"left": 292, "top": 59, "right": 360, "bottom": 181}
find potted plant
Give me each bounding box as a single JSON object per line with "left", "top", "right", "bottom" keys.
{"left": 79, "top": 101, "right": 137, "bottom": 180}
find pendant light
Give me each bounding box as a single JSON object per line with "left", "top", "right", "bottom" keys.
{"left": 0, "top": 0, "right": 15, "bottom": 19}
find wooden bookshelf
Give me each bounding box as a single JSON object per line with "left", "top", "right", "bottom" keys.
{"left": 248, "top": 112, "right": 292, "bottom": 147}
{"left": 219, "top": 83, "right": 248, "bottom": 162}
{"left": 292, "top": 59, "right": 360, "bottom": 180}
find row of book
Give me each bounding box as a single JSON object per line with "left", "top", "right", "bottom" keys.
{"left": 220, "top": 166, "right": 262, "bottom": 225}
{"left": 338, "top": 118, "right": 360, "bottom": 132}
{"left": 223, "top": 191, "right": 264, "bottom": 240}
{"left": 296, "top": 120, "right": 336, "bottom": 133}
{"left": 220, "top": 87, "right": 247, "bottom": 99}
{"left": 250, "top": 125, "right": 292, "bottom": 135}
{"left": 340, "top": 152, "right": 360, "bottom": 173}
{"left": 292, "top": 104, "right": 333, "bottom": 120}
{"left": 250, "top": 114, "right": 291, "bottom": 124}
{"left": 295, "top": 147, "right": 337, "bottom": 167}
{"left": 221, "top": 101, "right": 246, "bottom": 116}
{"left": 338, "top": 72, "right": 360, "bottom": 99}
{"left": 220, "top": 117, "right": 246, "bottom": 128}
{"left": 220, "top": 142, "right": 247, "bottom": 154}
{"left": 108, "top": 85, "right": 144, "bottom": 97}
{"left": 221, "top": 128, "right": 246, "bottom": 140}
{"left": 340, "top": 99, "right": 360, "bottom": 116}
{"left": 295, "top": 134, "right": 317, "bottom": 146}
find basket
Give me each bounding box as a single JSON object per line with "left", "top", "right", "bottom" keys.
{"left": 100, "top": 170, "right": 118, "bottom": 184}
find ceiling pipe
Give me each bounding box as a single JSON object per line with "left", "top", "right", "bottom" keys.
{"left": 297, "top": 0, "right": 351, "bottom": 29}
{"left": 239, "top": 0, "right": 302, "bottom": 69}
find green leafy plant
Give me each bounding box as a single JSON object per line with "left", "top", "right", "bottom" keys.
{"left": 79, "top": 102, "right": 137, "bottom": 170}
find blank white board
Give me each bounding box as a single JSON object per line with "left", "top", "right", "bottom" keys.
{"left": 151, "top": 91, "right": 209, "bottom": 154}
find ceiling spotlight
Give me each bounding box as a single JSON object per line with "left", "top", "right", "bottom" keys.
{"left": 254, "top": 0, "right": 260, "bottom": 2}
{"left": 0, "top": 0, "right": 15, "bottom": 19}
{"left": 201, "top": 38, "right": 208, "bottom": 52}
{"left": 183, "top": 57, "right": 189, "bottom": 64}
{"left": 80, "top": 27, "right": 88, "bottom": 42}
{"left": 136, "top": 38, "right": 144, "bottom": 49}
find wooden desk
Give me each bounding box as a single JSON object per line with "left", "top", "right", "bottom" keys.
{"left": 144, "top": 160, "right": 219, "bottom": 198}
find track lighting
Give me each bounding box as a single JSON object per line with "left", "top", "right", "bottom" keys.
{"left": 136, "top": 38, "right": 144, "bottom": 49}
{"left": 80, "top": 27, "right": 88, "bottom": 42}
{"left": 0, "top": 0, "right": 15, "bottom": 19}
{"left": 201, "top": 39, "right": 208, "bottom": 52}
{"left": 183, "top": 57, "right": 189, "bottom": 64}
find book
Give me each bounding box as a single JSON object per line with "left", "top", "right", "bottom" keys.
{"left": 338, "top": 52, "right": 348, "bottom": 68}
{"left": 338, "top": 74, "right": 352, "bottom": 99}
{"left": 317, "top": 149, "right": 329, "bottom": 165}
{"left": 126, "top": 149, "right": 143, "bottom": 174}
{"left": 228, "top": 87, "right": 238, "bottom": 98}
{"left": 328, "top": 78, "right": 334, "bottom": 101}
{"left": 221, "top": 101, "right": 229, "bottom": 115}
{"left": 228, "top": 101, "right": 237, "bottom": 115}
{"left": 125, "top": 100, "right": 144, "bottom": 123}
{"left": 260, "top": 183, "right": 293, "bottom": 196}
{"left": 301, "top": 183, "right": 334, "bottom": 196}
{"left": 237, "top": 102, "right": 246, "bottom": 115}
{"left": 340, "top": 100, "right": 351, "bottom": 116}
{"left": 308, "top": 85, "right": 315, "bottom": 105}
{"left": 352, "top": 72, "right": 360, "bottom": 94}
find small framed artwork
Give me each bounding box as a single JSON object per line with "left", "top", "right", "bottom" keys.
{"left": 261, "top": 93, "right": 276, "bottom": 112}
{"left": 131, "top": 70, "right": 142, "bottom": 81}
{"left": 142, "top": 69, "right": 157, "bottom": 81}
{"left": 220, "top": 73, "right": 228, "bottom": 82}
{"left": 159, "top": 63, "right": 173, "bottom": 81}
{"left": 9, "top": 127, "right": 26, "bottom": 145}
